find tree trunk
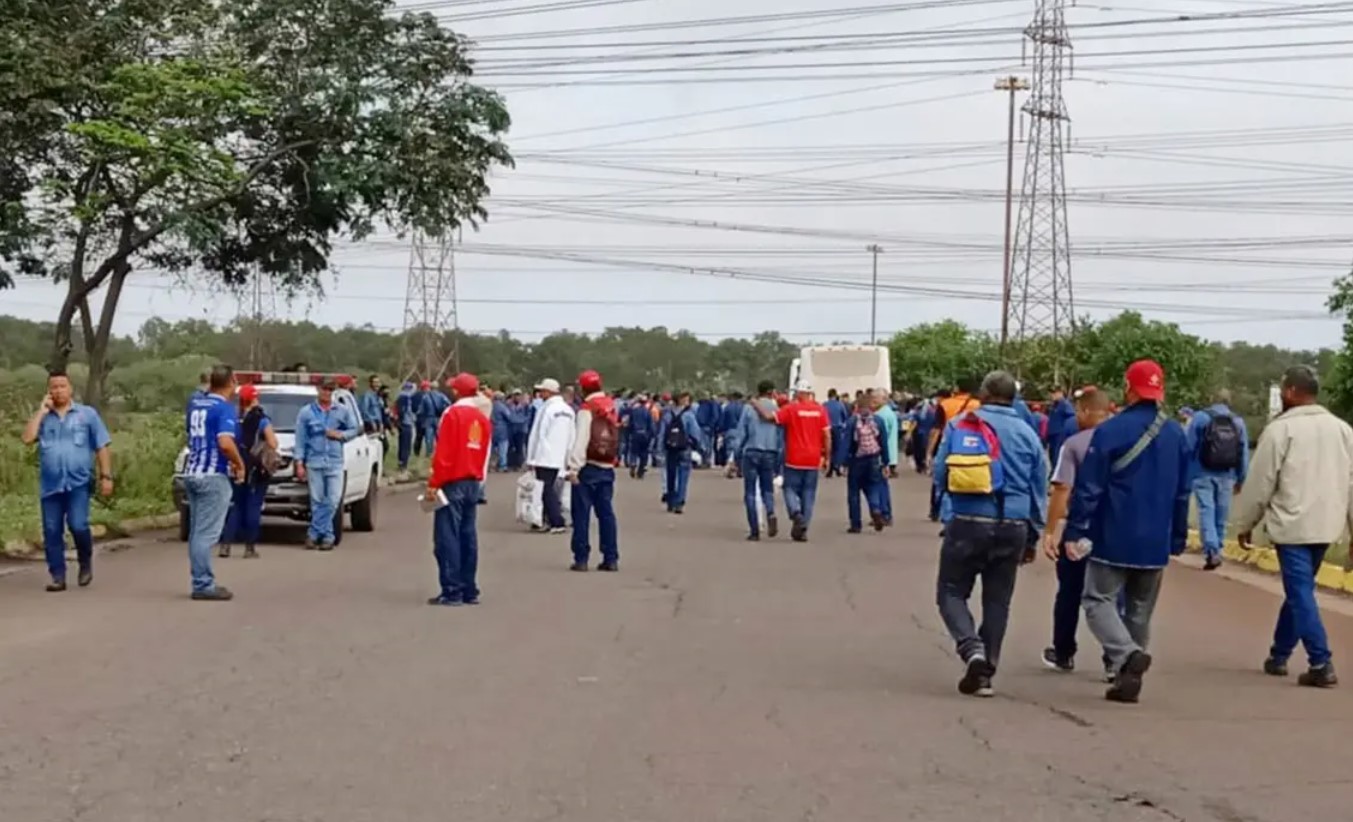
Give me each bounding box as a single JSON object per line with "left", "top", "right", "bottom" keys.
{"left": 83, "top": 265, "right": 130, "bottom": 411}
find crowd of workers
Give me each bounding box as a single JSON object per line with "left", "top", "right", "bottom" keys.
{"left": 19, "top": 356, "right": 1352, "bottom": 704}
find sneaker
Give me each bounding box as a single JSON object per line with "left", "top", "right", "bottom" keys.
{"left": 673, "top": 507, "right": 684, "bottom": 515}
{"left": 569, "top": 562, "right": 589, "bottom": 572}
{"left": 243, "top": 545, "right": 259, "bottom": 559}
{"left": 426, "top": 595, "right": 462, "bottom": 607}
{"left": 462, "top": 595, "right": 481, "bottom": 606}
{"left": 746, "top": 534, "right": 760, "bottom": 542}
{"left": 1106, "top": 650, "right": 1152, "bottom": 703}
{"left": 529, "top": 524, "right": 547, "bottom": 533}
{"left": 46, "top": 579, "right": 67, "bottom": 593}
{"left": 191, "top": 586, "right": 235, "bottom": 602}
{"left": 846, "top": 527, "right": 862, "bottom": 535}
{"left": 767, "top": 516, "right": 779, "bottom": 538}
{"left": 77, "top": 567, "right": 93, "bottom": 588}
{"left": 1297, "top": 663, "right": 1338, "bottom": 688}
{"left": 1203, "top": 556, "right": 1223, "bottom": 571}
{"left": 1263, "top": 657, "right": 1289, "bottom": 677}
{"left": 597, "top": 561, "right": 619, "bottom": 572}
{"left": 1103, "top": 663, "right": 1117, "bottom": 684}
{"left": 1041, "top": 647, "right": 1075, "bottom": 672}
{"left": 958, "top": 656, "right": 995, "bottom": 697}
{"left": 304, "top": 538, "right": 318, "bottom": 551}
{"left": 317, "top": 541, "right": 335, "bottom": 552}
{"left": 549, "top": 527, "right": 567, "bottom": 535}
{"left": 218, "top": 544, "right": 231, "bottom": 559}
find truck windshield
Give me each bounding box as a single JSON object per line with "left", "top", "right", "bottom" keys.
{"left": 257, "top": 394, "right": 317, "bottom": 433}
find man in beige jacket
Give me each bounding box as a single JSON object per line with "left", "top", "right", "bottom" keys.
{"left": 1234, "top": 365, "right": 1353, "bottom": 689}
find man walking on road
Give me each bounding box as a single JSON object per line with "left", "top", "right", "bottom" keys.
{"left": 568, "top": 371, "right": 622, "bottom": 572}
{"left": 738, "top": 380, "right": 783, "bottom": 541}
{"left": 182, "top": 365, "right": 245, "bottom": 601}
{"left": 427, "top": 373, "right": 492, "bottom": 606}
{"left": 872, "top": 389, "right": 900, "bottom": 526}
{"left": 395, "top": 381, "right": 417, "bottom": 475}
{"left": 1235, "top": 365, "right": 1353, "bottom": 689}
{"left": 823, "top": 389, "right": 849, "bottom": 478}
{"left": 775, "top": 382, "right": 831, "bottom": 541}
{"left": 844, "top": 396, "right": 889, "bottom": 535}
{"left": 1187, "top": 389, "right": 1249, "bottom": 571}
{"left": 661, "top": 392, "right": 704, "bottom": 515}
{"left": 526, "top": 378, "right": 576, "bottom": 534}
{"left": 1064, "top": 360, "right": 1190, "bottom": 704}
{"left": 21, "top": 370, "right": 114, "bottom": 592}
{"left": 932, "top": 371, "right": 1048, "bottom": 697}
{"left": 293, "top": 377, "right": 359, "bottom": 551}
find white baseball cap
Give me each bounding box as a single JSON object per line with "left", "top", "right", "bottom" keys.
{"left": 794, "top": 380, "right": 814, "bottom": 393}
{"left": 535, "top": 378, "right": 561, "bottom": 392}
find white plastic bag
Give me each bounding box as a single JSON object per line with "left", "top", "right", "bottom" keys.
{"left": 515, "top": 472, "right": 541, "bottom": 528}
{"left": 557, "top": 476, "right": 572, "bottom": 527}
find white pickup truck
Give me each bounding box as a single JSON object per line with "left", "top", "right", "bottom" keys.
{"left": 172, "top": 373, "right": 386, "bottom": 545}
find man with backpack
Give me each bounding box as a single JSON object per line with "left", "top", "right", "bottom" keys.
{"left": 566, "top": 370, "right": 622, "bottom": 572}
{"left": 661, "top": 392, "right": 705, "bottom": 515}
{"left": 1187, "top": 389, "right": 1250, "bottom": 571}
{"left": 932, "top": 371, "right": 1048, "bottom": 698}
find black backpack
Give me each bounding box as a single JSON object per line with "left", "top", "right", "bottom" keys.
{"left": 665, "top": 409, "right": 691, "bottom": 451}
{"left": 1199, "top": 413, "right": 1242, "bottom": 472}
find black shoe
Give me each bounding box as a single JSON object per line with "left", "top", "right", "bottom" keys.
{"left": 462, "top": 595, "right": 481, "bottom": 606}
{"left": 846, "top": 527, "right": 862, "bottom": 534}
{"left": 570, "top": 562, "right": 589, "bottom": 572}
{"left": 427, "top": 595, "right": 462, "bottom": 607}
{"left": 746, "top": 534, "right": 760, "bottom": 542}
{"left": 478, "top": 498, "right": 488, "bottom": 506}
{"left": 218, "top": 544, "right": 231, "bottom": 558}
{"left": 77, "top": 568, "right": 92, "bottom": 588}
{"left": 1204, "top": 556, "right": 1223, "bottom": 571}
{"left": 884, "top": 517, "right": 894, "bottom": 528}
{"left": 191, "top": 586, "right": 235, "bottom": 602}
{"left": 1106, "top": 650, "right": 1152, "bottom": 703}
{"left": 958, "top": 656, "right": 995, "bottom": 697}
{"left": 304, "top": 538, "right": 317, "bottom": 551}
{"left": 243, "top": 545, "right": 259, "bottom": 559}
{"left": 1298, "top": 663, "right": 1338, "bottom": 688}
{"left": 46, "top": 579, "right": 67, "bottom": 593}
{"left": 673, "top": 507, "right": 684, "bottom": 515}
{"left": 767, "top": 516, "right": 779, "bottom": 538}
{"left": 870, "top": 512, "right": 886, "bottom": 532}
{"left": 789, "top": 515, "right": 805, "bottom": 541}
{"left": 597, "top": 561, "right": 619, "bottom": 572}
{"left": 1263, "top": 657, "right": 1289, "bottom": 677}
{"left": 792, "top": 531, "right": 808, "bottom": 543}
{"left": 317, "top": 541, "right": 335, "bottom": 552}
{"left": 1041, "top": 646, "right": 1074, "bottom": 672}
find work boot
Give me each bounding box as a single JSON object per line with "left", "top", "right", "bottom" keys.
{"left": 46, "top": 579, "right": 67, "bottom": 593}
{"left": 870, "top": 512, "right": 886, "bottom": 532}
{"left": 767, "top": 515, "right": 779, "bottom": 539}
{"left": 191, "top": 586, "right": 235, "bottom": 602}
{"left": 569, "top": 561, "right": 589, "bottom": 573}
{"left": 790, "top": 515, "right": 807, "bottom": 542}
{"left": 1204, "top": 556, "right": 1223, "bottom": 571}
{"left": 1106, "top": 650, "right": 1152, "bottom": 703}
{"left": 1263, "top": 657, "right": 1288, "bottom": 677}
{"left": 746, "top": 534, "right": 760, "bottom": 542}
{"left": 77, "top": 567, "right": 93, "bottom": 588}
{"left": 597, "top": 561, "right": 619, "bottom": 572}
{"left": 243, "top": 545, "right": 259, "bottom": 559}
{"left": 1298, "top": 663, "right": 1338, "bottom": 688}
{"left": 218, "top": 544, "right": 231, "bottom": 559}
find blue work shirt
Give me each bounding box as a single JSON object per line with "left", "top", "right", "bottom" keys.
{"left": 1013, "top": 396, "right": 1041, "bottom": 435}
{"left": 491, "top": 400, "right": 512, "bottom": 443}
{"left": 395, "top": 389, "right": 416, "bottom": 429}
{"left": 36, "top": 403, "right": 111, "bottom": 498}
{"left": 824, "top": 398, "right": 849, "bottom": 430}
{"left": 627, "top": 403, "right": 655, "bottom": 435}
{"left": 414, "top": 391, "right": 438, "bottom": 427}
{"left": 1186, "top": 403, "right": 1250, "bottom": 484}
{"left": 359, "top": 391, "right": 385, "bottom": 430}
{"left": 293, "top": 400, "right": 359, "bottom": 472}
{"left": 1046, "top": 398, "right": 1077, "bottom": 463}
{"left": 933, "top": 404, "right": 1049, "bottom": 533}
{"left": 719, "top": 400, "right": 743, "bottom": 435}
{"left": 185, "top": 394, "right": 239, "bottom": 476}
{"left": 1064, "top": 402, "right": 1190, "bottom": 569}
{"left": 738, "top": 397, "right": 781, "bottom": 454}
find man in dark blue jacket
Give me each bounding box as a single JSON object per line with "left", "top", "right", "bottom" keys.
{"left": 717, "top": 393, "right": 743, "bottom": 469}
{"left": 1064, "top": 359, "right": 1190, "bottom": 704}
{"left": 1045, "top": 389, "right": 1077, "bottom": 465}
{"left": 695, "top": 395, "right": 719, "bottom": 469}
{"left": 626, "top": 395, "right": 656, "bottom": 479}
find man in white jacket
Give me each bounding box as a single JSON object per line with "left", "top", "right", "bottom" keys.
{"left": 526, "top": 378, "right": 576, "bottom": 534}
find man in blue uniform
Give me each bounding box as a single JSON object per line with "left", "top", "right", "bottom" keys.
{"left": 294, "top": 377, "right": 360, "bottom": 551}
{"left": 182, "top": 365, "right": 246, "bottom": 600}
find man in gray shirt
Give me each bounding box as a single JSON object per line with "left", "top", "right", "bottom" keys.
{"left": 1040, "top": 387, "right": 1112, "bottom": 675}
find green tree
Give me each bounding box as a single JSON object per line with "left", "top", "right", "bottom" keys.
{"left": 0, "top": 0, "right": 511, "bottom": 407}
{"left": 1326, "top": 272, "right": 1353, "bottom": 418}
{"left": 1069, "top": 312, "right": 1216, "bottom": 407}
{"left": 887, "top": 321, "right": 999, "bottom": 394}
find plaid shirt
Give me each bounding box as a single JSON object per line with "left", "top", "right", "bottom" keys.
{"left": 854, "top": 413, "right": 882, "bottom": 457}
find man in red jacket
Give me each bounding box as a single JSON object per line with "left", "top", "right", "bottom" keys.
{"left": 426, "top": 372, "right": 492, "bottom": 606}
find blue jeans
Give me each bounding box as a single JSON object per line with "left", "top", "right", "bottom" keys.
{"left": 846, "top": 456, "right": 885, "bottom": 530}
{"left": 1271, "top": 544, "right": 1332, "bottom": 668}
{"left": 782, "top": 467, "right": 819, "bottom": 529}
{"left": 1193, "top": 474, "right": 1234, "bottom": 560}
{"left": 665, "top": 451, "right": 692, "bottom": 509}
{"left": 41, "top": 486, "right": 93, "bottom": 581}
{"left": 221, "top": 481, "right": 267, "bottom": 546}
{"left": 494, "top": 438, "right": 509, "bottom": 471}
{"left": 184, "top": 474, "right": 232, "bottom": 593}
{"left": 307, "top": 467, "right": 343, "bottom": 543}
{"left": 397, "top": 424, "right": 413, "bottom": 469}
{"left": 433, "top": 479, "right": 481, "bottom": 601}
{"left": 628, "top": 432, "right": 651, "bottom": 474}
{"left": 742, "top": 450, "right": 777, "bottom": 536}
{"left": 829, "top": 426, "right": 849, "bottom": 474}
{"left": 879, "top": 467, "right": 893, "bottom": 520}
{"left": 571, "top": 465, "right": 618, "bottom": 564}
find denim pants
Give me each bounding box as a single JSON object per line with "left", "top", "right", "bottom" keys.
{"left": 628, "top": 432, "right": 651, "bottom": 474}
{"left": 782, "top": 467, "right": 819, "bottom": 528}
{"left": 184, "top": 474, "right": 232, "bottom": 593}
{"left": 41, "top": 485, "right": 94, "bottom": 581}
{"left": 221, "top": 481, "right": 267, "bottom": 546}
{"left": 846, "top": 456, "right": 885, "bottom": 530}
{"left": 1271, "top": 544, "right": 1333, "bottom": 667}
{"left": 307, "top": 468, "right": 343, "bottom": 543}
{"left": 829, "top": 427, "right": 849, "bottom": 475}
{"left": 495, "top": 438, "right": 510, "bottom": 471}
{"left": 433, "top": 479, "right": 481, "bottom": 601}
{"left": 665, "top": 451, "right": 692, "bottom": 509}
{"left": 1083, "top": 562, "right": 1164, "bottom": 671}
{"left": 935, "top": 516, "right": 1026, "bottom": 667}
{"left": 879, "top": 468, "right": 893, "bottom": 520}
{"left": 509, "top": 432, "right": 528, "bottom": 469}
{"left": 535, "top": 466, "right": 566, "bottom": 529}
{"left": 397, "top": 424, "right": 413, "bottom": 469}
{"left": 741, "top": 449, "right": 778, "bottom": 536}
{"left": 571, "top": 465, "right": 618, "bottom": 564}
{"left": 1193, "top": 474, "right": 1234, "bottom": 560}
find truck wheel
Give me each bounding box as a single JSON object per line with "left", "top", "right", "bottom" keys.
{"left": 350, "top": 476, "right": 378, "bottom": 532}
{"left": 178, "top": 505, "right": 190, "bottom": 542}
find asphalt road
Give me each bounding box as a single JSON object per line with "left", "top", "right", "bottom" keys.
{"left": 2, "top": 471, "right": 1351, "bottom": 822}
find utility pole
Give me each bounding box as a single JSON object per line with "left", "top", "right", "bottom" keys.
{"left": 867, "top": 244, "right": 883, "bottom": 344}
{"left": 995, "top": 75, "right": 1030, "bottom": 358}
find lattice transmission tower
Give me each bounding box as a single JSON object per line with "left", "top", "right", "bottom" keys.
{"left": 399, "top": 232, "right": 460, "bottom": 384}
{"left": 237, "top": 265, "right": 279, "bottom": 369}
{"left": 1006, "top": 0, "right": 1075, "bottom": 365}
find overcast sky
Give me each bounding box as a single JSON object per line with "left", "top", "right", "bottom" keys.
{"left": 6, "top": 0, "right": 1352, "bottom": 348}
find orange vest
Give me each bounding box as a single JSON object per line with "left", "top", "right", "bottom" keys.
{"left": 939, "top": 393, "right": 981, "bottom": 424}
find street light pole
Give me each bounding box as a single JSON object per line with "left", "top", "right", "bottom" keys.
{"left": 995, "top": 75, "right": 1030, "bottom": 359}
{"left": 867, "top": 244, "right": 883, "bottom": 344}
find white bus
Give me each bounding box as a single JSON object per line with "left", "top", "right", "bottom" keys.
{"left": 788, "top": 345, "right": 892, "bottom": 399}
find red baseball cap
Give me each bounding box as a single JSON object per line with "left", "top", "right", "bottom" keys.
{"left": 449, "top": 372, "right": 479, "bottom": 398}
{"left": 238, "top": 384, "right": 259, "bottom": 403}
{"left": 1125, "top": 360, "right": 1165, "bottom": 401}
{"left": 578, "top": 370, "right": 603, "bottom": 392}
{"left": 419, "top": 380, "right": 431, "bottom": 390}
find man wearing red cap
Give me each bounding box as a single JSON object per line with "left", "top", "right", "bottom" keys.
{"left": 1063, "top": 359, "right": 1190, "bottom": 704}
{"left": 566, "top": 370, "right": 621, "bottom": 572}
{"left": 426, "top": 373, "right": 493, "bottom": 606}
{"left": 217, "top": 384, "right": 279, "bottom": 559}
